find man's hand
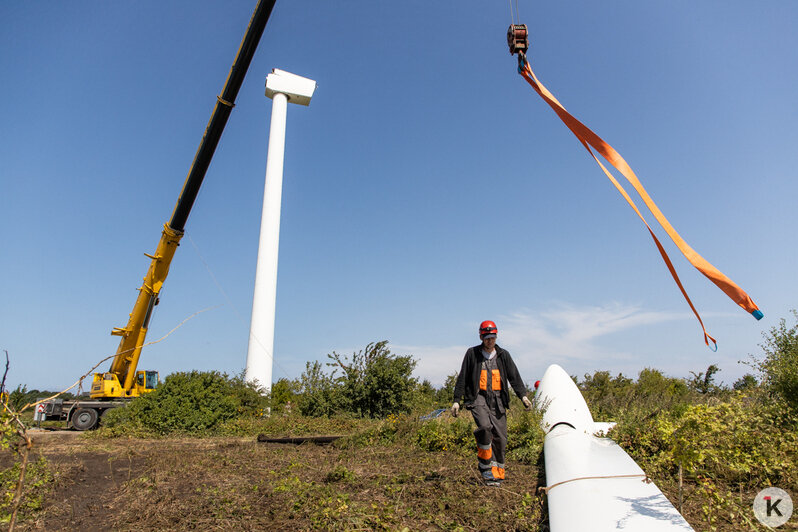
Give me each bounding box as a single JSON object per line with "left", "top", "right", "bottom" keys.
{"left": 451, "top": 402, "right": 460, "bottom": 417}
{"left": 522, "top": 396, "right": 532, "bottom": 411}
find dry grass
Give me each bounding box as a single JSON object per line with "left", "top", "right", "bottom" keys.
{"left": 12, "top": 427, "right": 787, "bottom": 531}
{"left": 17, "top": 435, "right": 546, "bottom": 531}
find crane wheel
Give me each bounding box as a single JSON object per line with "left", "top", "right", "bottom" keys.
{"left": 71, "top": 408, "right": 99, "bottom": 431}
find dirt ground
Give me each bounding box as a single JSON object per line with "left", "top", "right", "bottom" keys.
{"left": 13, "top": 430, "right": 785, "bottom": 531}
{"left": 16, "top": 431, "right": 547, "bottom": 531}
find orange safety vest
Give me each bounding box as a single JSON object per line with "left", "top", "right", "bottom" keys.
{"left": 479, "top": 362, "right": 502, "bottom": 391}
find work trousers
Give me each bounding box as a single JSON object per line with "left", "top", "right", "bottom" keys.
{"left": 470, "top": 391, "right": 507, "bottom": 482}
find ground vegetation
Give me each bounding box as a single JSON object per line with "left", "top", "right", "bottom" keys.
{"left": 3, "top": 329, "right": 797, "bottom": 530}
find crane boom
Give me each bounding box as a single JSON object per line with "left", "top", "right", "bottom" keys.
{"left": 91, "top": 0, "right": 277, "bottom": 399}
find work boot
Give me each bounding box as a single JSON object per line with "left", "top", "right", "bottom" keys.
{"left": 481, "top": 468, "right": 502, "bottom": 487}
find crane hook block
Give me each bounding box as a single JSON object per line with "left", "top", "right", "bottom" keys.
{"left": 507, "top": 24, "right": 529, "bottom": 55}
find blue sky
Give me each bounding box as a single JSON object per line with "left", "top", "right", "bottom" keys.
{"left": 2, "top": 1, "right": 796, "bottom": 393}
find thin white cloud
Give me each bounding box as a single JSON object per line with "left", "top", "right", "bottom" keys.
{"left": 397, "top": 302, "right": 689, "bottom": 386}
{"left": 391, "top": 344, "right": 465, "bottom": 387}
{"left": 499, "top": 303, "right": 687, "bottom": 361}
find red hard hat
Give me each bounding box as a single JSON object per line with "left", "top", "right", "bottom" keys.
{"left": 479, "top": 320, "right": 498, "bottom": 337}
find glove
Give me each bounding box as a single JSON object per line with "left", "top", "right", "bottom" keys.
{"left": 451, "top": 402, "right": 460, "bottom": 417}
{"left": 522, "top": 396, "right": 532, "bottom": 411}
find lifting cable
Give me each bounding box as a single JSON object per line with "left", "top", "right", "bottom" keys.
{"left": 506, "top": 25, "right": 763, "bottom": 349}
{"left": 187, "top": 235, "right": 294, "bottom": 379}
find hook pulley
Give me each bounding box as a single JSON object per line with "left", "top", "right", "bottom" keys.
{"left": 507, "top": 23, "right": 529, "bottom": 70}
{"left": 507, "top": 24, "right": 529, "bottom": 56}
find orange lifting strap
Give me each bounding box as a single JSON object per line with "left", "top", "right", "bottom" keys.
{"left": 514, "top": 54, "right": 763, "bottom": 349}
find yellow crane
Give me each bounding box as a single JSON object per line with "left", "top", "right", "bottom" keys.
{"left": 43, "top": 0, "right": 277, "bottom": 430}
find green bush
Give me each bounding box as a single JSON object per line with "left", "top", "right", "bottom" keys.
{"left": 269, "top": 377, "right": 300, "bottom": 412}
{"left": 613, "top": 390, "right": 798, "bottom": 487}
{"left": 336, "top": 401, "right": 544, "bottom": 465}
{"left": 687, "top": 364, "right": 723, "bottom": 394}
{"left": 102, "top": 371, "right": 266, "bottom": 435}
{"left": 437, "top": 373, "right": 458, "bottom": 406}
{"left": 506, "top": 407, "right": 545, "bottom": 464}
{"left": 637, "top": 367, "right": 690, "bottom": 399}
{"left": 298, "top": 341, "right": 418, "bottom": 418}
{"left": 296, "top": 361, "right": 340, "bottom": 417}
{"left": 732, "top": 374, "right": 758, "bottom": 391}
{"left": 580, "top": 368, "right": 692, "bottom": 422}
{"left": 409, "top": 379, "right": 438, "bottom": 413}
{"left": 666, "top": 393, "right": 797, "bottom": 484}
{"left": 405, "top": 374, "right": 459, "bottom": 414}
{"left": 755, "top": 310, "right": 798, "bottom": 408}
{"left": 0, "top": 456, "right": 51, "bottom": 524}
{"left": 414, "top": 417, "right": 473, "bottom": 453}
{"left": 0, "top": 405, "right": 53, "bottom": 524}
{"left": 331, "top": 341, "right": 417, "bottom": 418}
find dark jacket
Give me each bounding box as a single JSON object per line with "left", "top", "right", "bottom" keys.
{"left": 453, "top": 344, "right": 528, "bottom": 408}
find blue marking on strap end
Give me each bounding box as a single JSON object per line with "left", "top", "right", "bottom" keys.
{"left": 752, "top": 310, "right": 764, "bottom": 320}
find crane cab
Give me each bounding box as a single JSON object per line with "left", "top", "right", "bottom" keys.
{"left": 90, "top": 370, "right": 159, "bottom": 399}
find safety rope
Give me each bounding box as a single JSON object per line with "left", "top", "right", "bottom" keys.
{"left": 25, "top": 305, "right": 219, "bottom": 411}
{"left": 516, "top": 56, "right": 763, "bottom": 349}
{"left": 187, "top": 234, "right": 294, "bottom": 380}
{"left": 538, "top": 473, "right": 650, "bottom": 494}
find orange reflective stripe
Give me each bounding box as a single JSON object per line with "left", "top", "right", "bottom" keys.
{"left": 479, "top": 369, "right": 487, "bottom": 391}
{"left": 518, "top": 59, "right": 762, "bottom": 346}
{"left": 491, "top": 369, "right": 501, "bottom": 391}
{"left": 477, "top": 447, "right": 492, "bottom": 460}
{"left": 492, "top": 466, "right": 505, "bottom": 480}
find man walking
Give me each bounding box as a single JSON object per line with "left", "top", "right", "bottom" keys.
{"left": 452, "top": 320, "right": 531, "bottom": 486}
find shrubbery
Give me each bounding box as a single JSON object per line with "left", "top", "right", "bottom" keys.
{"left": 414, "top": 417, "right": 474, "bottom": 453}
{"left": 102, "top": 371, "right": 265, "bottom": 435}
{"left": 610, "top": 389, "right": 798, "bottom": 528}
{"left": 98, "top": 341, "right": 424, "bottom": 435}
{"left": 0, "top": 456, "right": 51, "bottom": 523}
{"left": 336, "top": 394, "right": 545, "bottom": 466}
{"left": 613, "top": 390, "right": 797, "bottom": 483}
{"left": 0, "top": 397, "right": 52, "bottom": 525}
{"left": 506, "top": 406, "right": 546, "bottom": 464}
{"left": 579, "top": 367, "right": 695, "bottom": 423}
{"left": 594, "top": 314, "right": 798, "bottom": 529}
{"left": 752, "top": 310, "right": 798, "bottom": 408}
{"left": 12, "top": 313, "right": 798, "bottom": 529}
{"left": 297, "top": 341, "right": 418, "bottom": 418}
{"left": 269, "top": 377, "right": 299, "bottom": 412}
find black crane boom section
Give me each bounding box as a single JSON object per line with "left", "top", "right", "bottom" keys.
{"left": 169, "top": 0, "right": 276, "bottom": 232}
